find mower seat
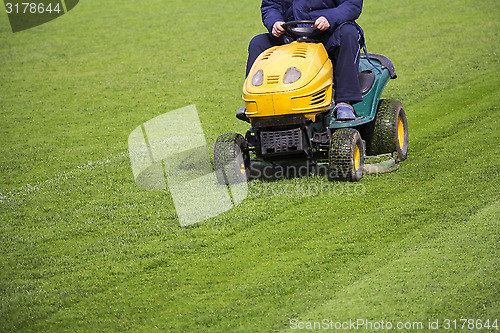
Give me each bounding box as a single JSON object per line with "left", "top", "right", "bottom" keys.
{"left": 358, "top": 70, "right": 375, "bottom": 96}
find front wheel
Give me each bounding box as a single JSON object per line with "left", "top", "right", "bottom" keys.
{"left": 213, "top": 133, "right": 249, "bottom": 185}
{"left": 328, "top": 128, "right": 365, "bottom": 182}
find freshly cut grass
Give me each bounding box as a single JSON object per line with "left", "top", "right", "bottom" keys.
{"left": 282, "top": 201, "right": 499, "bottom": 332}
{"left": 0, "top": 0, "right": 498, "bottom": 331}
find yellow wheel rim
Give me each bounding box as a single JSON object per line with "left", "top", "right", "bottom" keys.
{"left": 397, "top": 115, "right": 405, "bottom": 149}
{"left": 240, "top": 162, "right": 246, "bottom": 175}
{"left": 354, "top": 144, "right": 360, "bottom": 170}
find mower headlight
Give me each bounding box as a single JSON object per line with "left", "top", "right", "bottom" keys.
{"left": 284, "top": 67, "right": 301, "bottom": 84}
{"left": 251, "top": 70, "right": 264, "bottom": 87}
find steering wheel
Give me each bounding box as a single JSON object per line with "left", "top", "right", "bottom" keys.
{"left": 282, "top": 20, "right": 324, "bottom": 41}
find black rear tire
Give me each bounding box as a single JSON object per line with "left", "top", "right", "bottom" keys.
{"left": 213, "top": 133, "right": 249, "bottom": 185}
{"left": 328, "top": 128, "right": 365, "bottom": 182}
{"left": 366, "top": 99, "right": 408, "bottom": 162}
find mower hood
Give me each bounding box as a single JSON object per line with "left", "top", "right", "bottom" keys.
{"left": 243, "top": 41, "right": 333, "bottom": 118}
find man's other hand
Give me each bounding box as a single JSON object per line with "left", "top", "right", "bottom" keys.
{"left": 314, "top": 16, "right": 330, "bottom": 30}
{"left": 272, "top": 21, "right": 285, "bottom": 37}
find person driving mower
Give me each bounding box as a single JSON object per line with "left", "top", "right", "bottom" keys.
{"left": 245, "top": 0, "right": 364, "bottom": 121}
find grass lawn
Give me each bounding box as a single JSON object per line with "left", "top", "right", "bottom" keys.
{"left": 0, "top": 0, "right": 499, "bottom": 331}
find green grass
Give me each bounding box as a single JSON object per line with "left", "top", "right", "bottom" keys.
{"left": 1, "top": 0, "right": 499, "bottom": 332}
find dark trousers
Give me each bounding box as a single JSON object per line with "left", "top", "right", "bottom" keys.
{"left": 246, "top": 24, "right": 362, "bottom": 104}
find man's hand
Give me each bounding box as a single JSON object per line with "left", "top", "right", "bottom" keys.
{"left": 314, "top": 16, "right": 330, "bottom": 31}
{"left": 272, "top": 21, "right": 285, "bottom": 37}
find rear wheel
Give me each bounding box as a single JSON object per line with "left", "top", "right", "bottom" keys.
{"left": 328, "top": 128, "right": 365, "bottom": 182}
{"left": 213, "top": 133, "right": 249, "bottom": 185}
{"left": 366, "top": 99, "right": 408, "bottom": 161}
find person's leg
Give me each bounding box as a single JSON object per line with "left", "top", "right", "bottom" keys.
{"left": 246, "top": 33, "right": 287, "bottom": 77}
{"left": 331, "top": 24, "right": 362, "bottom": 105}
{"left": 246, "top": 34, "right": 273, "bottom": 77}
{"left": 327, "top": 24, "right": 362, "bottom": 120}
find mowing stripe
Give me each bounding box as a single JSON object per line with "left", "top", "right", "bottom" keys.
{"left": 0, "top": 151, "right": 128, "bottom": 203}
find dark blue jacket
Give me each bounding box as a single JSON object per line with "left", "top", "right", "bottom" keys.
{"left": 261, "top": 0, "right": 364, "bottom": 49}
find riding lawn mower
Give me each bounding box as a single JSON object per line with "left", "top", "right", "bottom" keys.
{"left": 214, "top": 21, "right": 408, "bottom": 184}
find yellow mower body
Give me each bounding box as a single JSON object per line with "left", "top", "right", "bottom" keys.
{"left": 243, "top": 42, "right": 333, "bottom": 121}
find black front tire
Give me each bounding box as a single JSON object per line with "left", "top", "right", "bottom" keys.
{"left": 328, "top": 128, "right": 365, "bottom": 182}
{"left": 213, "top": 133, "right": 249, "bottom": 185}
